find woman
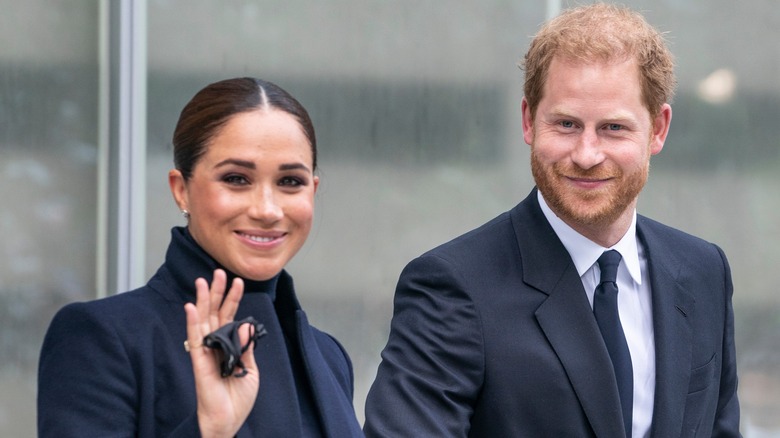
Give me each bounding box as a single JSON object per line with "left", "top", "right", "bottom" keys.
{"left": 37, "top": 78, "right": 364, "bottom": 437}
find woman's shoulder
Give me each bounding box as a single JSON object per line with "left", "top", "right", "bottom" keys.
{"left": 45, "top": 285, "right": 178, "bottom": 349}
{"left": 38, "top": 283, "right": 195, "bottom": 436}
{"left": 57, "top": 286, "right": 163, "bottom": 320}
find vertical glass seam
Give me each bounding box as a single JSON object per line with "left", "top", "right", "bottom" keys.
{"left": 96, "top": 0, "right": 110, "bottom": 299}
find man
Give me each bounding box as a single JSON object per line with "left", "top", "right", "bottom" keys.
{"left": 364, "top": 3, "right": 740, "bottom": 437}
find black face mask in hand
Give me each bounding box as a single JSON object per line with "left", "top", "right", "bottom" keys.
{"left": 203, "top": 316, "right": 267, "bottom": 378}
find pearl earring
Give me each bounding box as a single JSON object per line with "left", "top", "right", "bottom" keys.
{"left": 181, "top": 209, "right": 190, "bottom": 220}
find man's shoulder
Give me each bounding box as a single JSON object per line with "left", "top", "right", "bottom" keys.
{"left": 412, "top": 192, "right": 543, "bottom": 268}
{"left": 423, "top": 209, "right": 515, "bottom": 258}
{"left": 637, "top": 214, "right": 717, "bottom": 247}
{"left": 637, "top": 214, "right": 726, "bottom": 267}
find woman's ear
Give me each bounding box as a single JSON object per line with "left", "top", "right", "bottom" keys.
{"left": 168, "top": 169, "right": 188, "bottom": 212}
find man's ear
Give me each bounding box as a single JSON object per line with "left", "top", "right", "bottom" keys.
{"left": 650, "top": 103, "right": 672, "bottom": 155}
{"left": 521, "top": 97, "right": 534, "bottom": 146}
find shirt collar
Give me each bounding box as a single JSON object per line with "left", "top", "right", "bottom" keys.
{"left": 537, "top": 190, "right": 643, "bottom": 285}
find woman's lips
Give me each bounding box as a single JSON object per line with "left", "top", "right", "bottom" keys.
{"left": 236, "top": 231, "right": 286, "bottom": 246}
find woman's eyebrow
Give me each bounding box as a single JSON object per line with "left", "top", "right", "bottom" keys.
{"left": 279, "top": 163, "right": 310, "bottom": 172}
{"left": 214, "top": 158, "right": 255, "bottom": 169}
{"left": 213, "top": 159, "right": 310, "bottom": 173}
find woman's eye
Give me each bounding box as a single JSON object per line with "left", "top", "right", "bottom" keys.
{"left": 224, "top": 175, "right": 249, "bottom": 185}
{"left": 560, "top": 120, "right": 575, "bottom": 128}
{"left": 279, "top": 176, "right": 304, "bottom": 187}
{"left": 607, "top": 123, "right": 623, "bottom": 131}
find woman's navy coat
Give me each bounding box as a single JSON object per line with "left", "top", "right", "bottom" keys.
{"left": 38, "top": 227, "right": 363, "bottom": 437}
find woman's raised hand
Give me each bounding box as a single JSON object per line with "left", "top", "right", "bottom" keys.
{"left": 184, "top": 269, "right": 259, "bottom": 438}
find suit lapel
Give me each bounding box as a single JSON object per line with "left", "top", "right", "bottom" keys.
{"left": 637, "top": 219, "right": 695, "bottom": 438}
{"left": 512, "top": 190, "right": 627, "bottom": 438}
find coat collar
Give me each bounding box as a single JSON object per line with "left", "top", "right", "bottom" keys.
{"left": 156, "top": 226, "right": 281, "bottom": 303}
{"left": 152, "top": 227, "right": 361, "bottom": 437}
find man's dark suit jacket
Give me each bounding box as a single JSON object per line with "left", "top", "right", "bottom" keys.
{"left": 364, "top": 189, "right": 740, "bottom": 437}
{"left": 38, "top": 227, "right": 363, "bottom": 438}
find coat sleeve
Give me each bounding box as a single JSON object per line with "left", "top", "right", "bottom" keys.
{"left": 363, "top": 253, "right": 484, "bottom": 438}
{"left": 37, "top": 301, "right": 202, "bottom": 437}
{"left": 37, "top": 302, "right": 140, "bottom": 437}
{"left": 712, "top": 245, "right": 742, "bottom": 437}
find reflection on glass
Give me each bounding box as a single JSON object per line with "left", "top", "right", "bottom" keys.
{"left": 0, "top": 1, "right": 100, "bottom": 435}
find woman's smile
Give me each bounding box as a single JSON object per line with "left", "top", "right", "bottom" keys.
{"left": 236, "top": 230, "right": 286, "bottom": 245}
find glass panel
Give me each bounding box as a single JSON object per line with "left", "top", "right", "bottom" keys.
{"left": 144, "top": 0, "right": 779, "bottom": 433}
{"left": 632, "top": 2, "right": 780, "bottom": 432}
{"left": 0, "top": 1, "right": 100, "bottom": 435}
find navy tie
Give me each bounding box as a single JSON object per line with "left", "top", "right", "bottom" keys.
{"left": 593, "top": 250, "right": 633, "bottom": 438}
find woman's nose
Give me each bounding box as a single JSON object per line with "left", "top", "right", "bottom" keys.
{"left": 249, "top": 186, "right": 283, "bottom": 223}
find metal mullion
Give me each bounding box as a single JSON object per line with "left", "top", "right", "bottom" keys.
{"left": 99, "top": 0, "right": 147, "bottom": 297}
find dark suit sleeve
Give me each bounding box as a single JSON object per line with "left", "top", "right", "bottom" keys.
{"left": 712, "top": 245, "right": 741, "bottom": 437}
{"left": 364, "top": 254, "right": 484, "bottom": 438}
{"left": 37, "top": 302, "right": 201, "bottom": 437}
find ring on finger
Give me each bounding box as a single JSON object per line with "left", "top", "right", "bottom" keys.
{"left": 183, "top": 340, "right": 202, "bottom": 352}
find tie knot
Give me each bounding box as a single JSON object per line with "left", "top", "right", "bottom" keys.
{"left": 597, "top": 250, "right": 622, "bottom": 284}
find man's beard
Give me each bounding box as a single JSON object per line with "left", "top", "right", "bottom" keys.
{"left": 531, "top": 149, "right": 649, "bottom": 229}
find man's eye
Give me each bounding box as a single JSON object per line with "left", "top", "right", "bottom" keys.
{"left": 561, "top": 120, "right": 574, "bottom": 128}
{"left": 607, "top": 123, "right": 623, "bottom": 131}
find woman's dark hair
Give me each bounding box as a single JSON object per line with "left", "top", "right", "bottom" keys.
{"left": 172, "top": 77, "right": 317, "bottom": 179}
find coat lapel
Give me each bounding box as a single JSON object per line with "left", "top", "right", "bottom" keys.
{"left": 274, "top": 273, "right": 362, "bottom": 437}
{"left": 637, "top": 218, "right": 695, "bottom": 438}
{"left": 512, "top": 190, "right": 627, "bottom": 438}
{"left": 295, "top": 310, "right": 363, "bottom": 437}
{"left": 236, "top": 291, "right": 303, "bottom": 437}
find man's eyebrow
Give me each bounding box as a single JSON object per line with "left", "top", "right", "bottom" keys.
{"left": 547, "top": 108, "right": 637, "bottom": 123}
{"left": 545, "top": 108, "right": 579, "bottom": 120}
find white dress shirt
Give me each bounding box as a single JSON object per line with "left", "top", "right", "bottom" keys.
{"left": 538, "top": 191, "right": 655, "bottom": 438}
